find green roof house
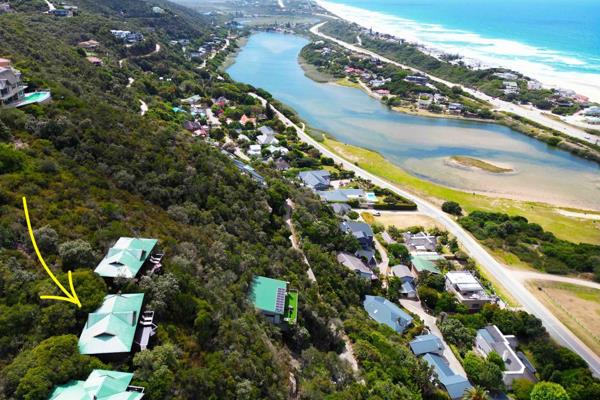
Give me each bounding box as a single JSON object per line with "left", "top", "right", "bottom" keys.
{"left": 249, "top": 276, "right": 298, "bottom": 325}
{"left": 79, "top": 293, "right": 154, "bottom": 356}
{"left": 411, "top": 253, "right": 445, "bottom": 275}
{"left": 94, "top": 237, "right": 158, "bottom": 279}
{"left": 49, "top": 369, "right": 144, "bottom": 400}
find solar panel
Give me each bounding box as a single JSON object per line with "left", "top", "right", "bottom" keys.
{"left": 275, "top": 287, "right": 286, "bottom": 314}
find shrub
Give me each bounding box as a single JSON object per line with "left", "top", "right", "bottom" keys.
{"left": 441, "top": 201, "right": 462, "bottom": 216}
{"left": 530, "top": 382, "right": 570, "bottom": 400}
{"left": 58, "top": 239, "right": 94, "bottom": 269}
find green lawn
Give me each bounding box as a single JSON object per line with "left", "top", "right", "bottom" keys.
{"left": 323, "top": 137, "right": 600, "bottom": 245}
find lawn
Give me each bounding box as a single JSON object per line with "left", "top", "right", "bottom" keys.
{"left": 323, "top": 137, "right": 600, "bottom": 245}
{"left": 372, "top": 212, "right": 444, "bottom": 232}
{"left": 526, "top": 280, "right": 600, "bottom": 357}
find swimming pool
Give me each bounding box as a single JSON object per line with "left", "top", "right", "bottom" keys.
{"left": 17, "top": 91, "right": 51, "bottom": 107}
{"left": 366, "top": 192, "right": 377, "bottom": 202}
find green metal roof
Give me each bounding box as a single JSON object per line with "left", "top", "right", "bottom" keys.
{"left": 411, "top": 254, "right": 443, "bottom": 274}
{"left": 49, "top": 369, "right": 144, "bottom": 400}
{"left": 78, "top": 294, "right": 144, "bottom": 355}
{"left": 94, "top": 237, "right": 157, "bottom": 278}
{"left": 250, "top": 276, "right": 287, "bottom": 314}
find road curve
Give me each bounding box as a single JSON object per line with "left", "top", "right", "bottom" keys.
{"left": 309, "top": 22, "right": 597, "bottom": 146}
{"left": 250, "top": 93, "right": 600, "bottom": 377}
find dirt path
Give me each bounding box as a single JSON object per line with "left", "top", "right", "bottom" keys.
{"left": 285, "top": 199, "right": 317, "bottom": 283}
{"left": 513, "top": 270, "right": 600, "bottom": 290}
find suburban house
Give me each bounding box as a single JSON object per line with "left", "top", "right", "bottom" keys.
{"left": 110, "top": 30, "right": 144, "bottom": 43}
{"left": 256, "top": 126, "right": 278, "bottom": 145}
{"left": 405, "top": 75, "right": 428, "bottom": 85}
{"left": 340, "top": 221, "right": 374, "bottom": 249}
{"left": 355, "top": 247, "right": 377, "bottom": 267}
{"left": 0, "top": 3, "right": 12, "bottom": 13}
{"left": 390, "top": 264, "right": 416, "bottom": 299}
{"left": 331, "top": 203, "right": 351, "bottom": 216}
{"left": 49, "top": 370, "right": 145, "bottom": 400}
{"left": 266, "top": 145, "right": 288, "bottom": 155}
{"left": 423, "top": 353, "right": 472, "bottom": 400}
{"left": 410, "top": 333, "right": 444, "bottom": 356}
{"left": 78, "top": 39, "right": 100, "bottom": 50}
{"left": 363, "top": 295, "right": 413, "bottom": 333}
{"left": 78, "top": 293, "right": 157, "bottom": 356}
{"left": 275, "top": 158, "right": 290, "bottom": 171}
{"left": 94, "top": 237, "right": 160, "bottom": 279}
{"left": 445, "top": 271, "right": 495, "bottom": 311}
{"left": 410, "top": 253, "right": 445, "bottom": 275}
{"left": 317, "top": 188, "right": 365, "bottom": 203}
{"left": 403, "top": 232, "right": 437, "bottom": 252}
{"left": 50, "top": 8, "right": 73, "bottom": 17}
{"left": 476, "top": 325, "right": 537, "bottom": 388}
{"left": 86, "top": 56, "right": 103, "bottom": 66}
{"left": 448, "top": 103, "right": 464, "bottom": 114}
{"left": 298, "top": 170, "right": 331, "bottom": 191}
{"left": 337, "top": 252, "right": 376, "bottom": 280}
{"left": 247, "top": 144, "right": 262, "bottom": 157}
{"left": 239, "top": 114, "right": 256, "bottom": 126}
{"left": 0, "top": 59, "right": 26, "bottom": 106}
{"left": 232, "top": 159, "right": 266, "bottom": 186}
{"left": 584, "top": 106, "right": 600, "bottom": 117}
{"left": 249, "top": 276, "right": 298, "bottom": 325}
{"left": 181, "top": 94, "right": 202, "bottom": 105}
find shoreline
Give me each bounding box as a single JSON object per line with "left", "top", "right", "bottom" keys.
{"left": 314, "top": 0, "right": 600, "bottom": 103}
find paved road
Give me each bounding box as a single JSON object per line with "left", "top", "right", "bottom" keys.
{"left": 250, "top": 92, "right": 600, "bottom": 377}
{"left": 309, "top": 22, "right": 596, "bottom": 146}
{"left": 512, "top": 270, "right": 600, "bottom": 290}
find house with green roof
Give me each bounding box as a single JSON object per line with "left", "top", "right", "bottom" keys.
{"left": 249, "top": 276, "right": 298, "bottom": 325}
{"left": 410, "top": 253, "right": 445, "bottom": 275}
{"left": 79, "top": 293, "right": 156, "bottom": 356}
{"left": 49, "top": 369, "right": 144, "bottom": 400}
{"left": 94, "top": 237, "right": 158, "bottom": 279}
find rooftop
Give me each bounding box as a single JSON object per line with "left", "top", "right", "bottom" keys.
{"left": 410, "top": 333, "right": 444, "bottom": 356}
{"left": 411, "top": 253, "right": 444, "bottom": 274}
{"left": 249, "top": 276, "right": 298, "bottom": 324}
{"left": 79, "top": 293, "right": 145, "bottom": 355}
{"left": 423, "top": 353, "right": 472, "bottom": 399}
{"left": 477, "top": 325, "right": 526, "bottom": 374}
{"left": 363, "top": 295, "right": 413, "bottom": 333}
{"left": 49, "top": 369, "right": 144, "bottom": 400}
{"left": 94, "top": 237, "right": 157, "bottom": 279}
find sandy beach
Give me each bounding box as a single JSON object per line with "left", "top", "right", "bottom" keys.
{"left": 315, "top": 1, "right": 600, "bottom": 104}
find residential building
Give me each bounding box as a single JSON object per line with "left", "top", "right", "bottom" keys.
{"left": 363, "top": 295, "right": 413, "bottom": 333}
{"left": 423, "top": 353, "right": 472, "bottom": 399}
{"left": 445, "top": 271, "right": 494, "bottom": 311}
{"left": 50, "top": 8, "right": 73, "bottom": 17}
{"left": 405, "top": 75, "right": 428, "bottom": 85}
{"left": 239, "top": 114, "right": 256, "bottom": 126}
{"left": 390, "top": 264, "right": 416, "bottom": 298}
{"left": 249, "top": 276, "right": 298, "bottom": 325}
{"left": 317, "top": 188, "right": 365, "bottom": 203}
{"left": 78, "top": 40, "right": 100, "bottom": 50}
{"left": 86, "top": 56, "right": 103, "bottom": 66}
{"left": 403, "top": 232, "right": 437, "bottom": 252}
{"left": 247, "top": 144, "right": 262, "bottom": 157}
{"left": 417, "top": 93, "right": 433, "bottom": 109}
{"left": 503, "top": 81, "right": 520, "bottom": 95}
{"left": 298, "top": 170, "right": 330, "bottom": 191}
{"left": 337, "top": 252, "right": 376, "bottom": 280}
{"left": 410, "top": 253, "right": 444, "bottom": 275}
{"left": 340, "top": 221, "right": 374, "bottom": 248}
{"left": 527, "top": 80, "right": 542, "bottom": 90}
{"left": 79, "top": 293, "right": 156, "bottom": 356}
{"left": 274, "top": 158, "right": 290, "bottom": 171}
{"left": 476, "top": 325, "right": 537, "bottom": 388}
{"left": 49, "top": 370, "right": 144, "bottom": 400}
{"left": 152, "top": 6, "right": 165, "bottom": 14}
{"left": 0, "top": 3, "right": 11, "bottom": 13}
{"left": 256, "top": 126, "right": 279, "bottom": 145}
{"left": 381, "top": 231, "right": 396, "bottom": 245}
{"left": 94, "top": 237, "right": 159, "bottom": 279}
{"left": 0, "top": 61, "right": 26, "bottom": 106}
{"left": 447, "top": 103, "right": 464, "bottom": 114}
{"left": 584, "top": 106, "right": 600, "bottom": 117}
{"left": 355, "top": 247, "right": 377, "bottom": 267}
{"left": 410, "top": 333, "right": 444, "bottom": 356}
{"left": 181, "top": 94, "right": 202, "bottom": 105}
{"left": 266, "top": 145, "right": 288, "bottom": 155}
{"left": 111, "top": 30, "right": 144, "bottom": 43}
{"left": 494, "top": 72, "right": 519, "bottom": 80}
{"left": 331, "top": 203, "right": 352, "bottom": 216}
{"left": 232, "top": 159, "right": 266, "bottom": 186}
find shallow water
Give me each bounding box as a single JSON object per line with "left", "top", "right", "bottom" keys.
{"left": 226, "top": 32, "right": 600, "bottom": 210}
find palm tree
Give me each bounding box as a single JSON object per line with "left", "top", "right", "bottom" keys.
{"left": 462, "top": 386, "right": 490, "bottom": 400}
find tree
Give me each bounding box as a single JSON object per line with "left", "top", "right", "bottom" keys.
{"left": 418, "top": 285, "right": 439, "bottom": 309}
{"left": 0, "top": 144, "right": 25, "bottom": 174}
{"left": 348, "top": 211, "right": 359, "bottom": 220}
{"left": 439, "top": 319, "right": 475, "bottom": 350}
{"left": 0, "top": 120, "right": 11, "bottom": 141}
{"left": 265, "top": 102, "right": 275, "bottom": 120}
{"left": 442, "top": 201, "right": 462, "bottom": 216}
{"left": 58, "top": 239, "right": 95, "bottom": 270}
{"left": 486, "top": 351, "right": 505, "bottom": 371}
{"left": 388, "top": 243, "right": 410, "bottom": 264}
{"left": 463, "top": 352, "right": 504, "bottom": 392}
{"left": 530, "top": 382, "right": 570, "bottom": 400}
{"left": 512, "top": 378, "right": 535, "bottom": 400}
{"left": 462, "top": 386, "right": 490, "bottom": 400}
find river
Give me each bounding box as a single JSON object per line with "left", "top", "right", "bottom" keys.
{"left": 226, "top": 32, "right": 600, "bottom": 210}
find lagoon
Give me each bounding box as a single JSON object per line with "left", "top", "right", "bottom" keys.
{"left": 227, "top": 32, "right": 600, "bottom": 210}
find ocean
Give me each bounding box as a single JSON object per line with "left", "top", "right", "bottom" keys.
{"left": 318, "top": 0, "right": 600, "bottom": 101}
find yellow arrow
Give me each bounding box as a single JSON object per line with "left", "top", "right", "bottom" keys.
{"left": 22, "top": 197, "right": 82, "bottom": 308}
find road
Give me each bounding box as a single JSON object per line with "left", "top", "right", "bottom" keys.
{"left": 309, "top": 22, "right": 596, "bottom": 146}
{"left": 249, "top": 92, "right": 600, "bottom": 377}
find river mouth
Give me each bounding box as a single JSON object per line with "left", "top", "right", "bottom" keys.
{"left": 226, "top": 32, "right": 600, "bottom": 211}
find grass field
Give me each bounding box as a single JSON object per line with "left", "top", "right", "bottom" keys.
{"left": 322, "top": 137, "right": 600, "bottom": 245}
{"left": 526, "top": 280, "right": 600, "bottom": 357}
